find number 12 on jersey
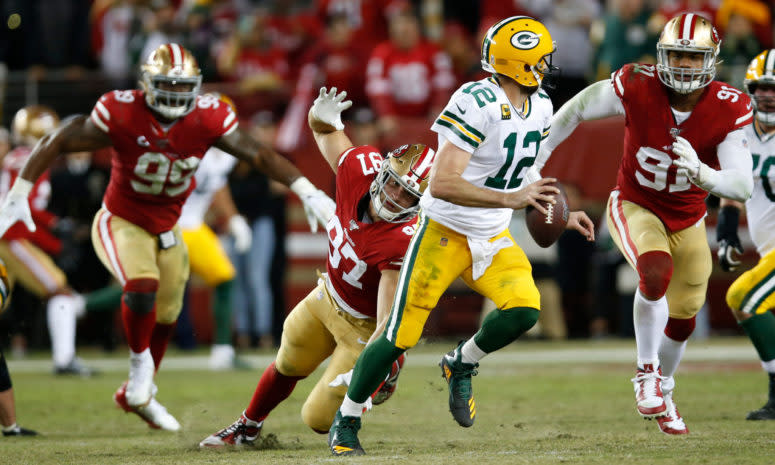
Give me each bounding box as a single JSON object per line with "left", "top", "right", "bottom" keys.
{"left": 485, "top": 130, "right": 541, "bottom": 190}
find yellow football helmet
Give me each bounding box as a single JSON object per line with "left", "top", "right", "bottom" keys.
{"left": 744, "top": 49, "right": 775, "bottom": 125}
{"left": 480, "top": 16, "right": 556, "bottom": 88}
{"left": 11, "top": 104, "right": 60, "bottom": 147}
{"left": 140, "top": 43, "right": 202, "bottom": 119}
{"left": 656, "top": 13, "right": 720, "bottom": 94}
{"left": 370, "top": 144, "right": 436, "bottom": 223}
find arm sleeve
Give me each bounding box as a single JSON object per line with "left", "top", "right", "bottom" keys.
{"left": 535, "top": 79, "right": 625, "bottom": 170}
{"left": 694, "top": 128, "right": 753, "bottom": 202}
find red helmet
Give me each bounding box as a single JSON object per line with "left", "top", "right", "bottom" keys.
{"left": 369, "top": 144, "right": 436, "bottom": 222}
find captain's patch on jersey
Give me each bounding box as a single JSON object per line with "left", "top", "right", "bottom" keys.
{"left": 501, "top": 104, "right": 511, "bottom": 120}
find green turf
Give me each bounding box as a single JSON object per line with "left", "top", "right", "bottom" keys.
{"left": 2, "top": 339, "right": 775, "bottom": 464}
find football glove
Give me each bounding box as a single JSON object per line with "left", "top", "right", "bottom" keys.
{"left": 671, "top": 136, "right": 703, "bottom": 180}
{"left": 0, "top": 178, "right": 36, "bottom": 238}
{"left": 716, "top": 205, "right": 743, "bottom": 272}
{"left": 228, "top": 215, "right": 252, "bottom": 253}
{"left": 309, "top": 87, "right": 352, "bottom": 132}
{"left": 290, "top": 177, "right": 335, "bottom": 233}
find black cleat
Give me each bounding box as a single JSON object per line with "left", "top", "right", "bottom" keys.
{"left": 439, "top": 342, "right": 479, "bottom": 427}
{"left": 328, "top": 410, "right": 365, "bottom": 456}
{"left": 2, "top": 425, "right": 37, "bottom": 436}
{"left": 746, "top": 401, "right": 775, "bottom": 420}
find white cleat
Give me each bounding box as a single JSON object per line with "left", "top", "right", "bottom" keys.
{"left": 209, "top": 344, "right": 235, "bottom": 371}
{"left": 631, "top": 363, "right": 667, "bottom": 418}
{"left": 657, "top": 392, "right": 689, "bottom": 435}
{"left": 126, "top": 349, "right": 155, "bottom": 407}
{"left": 136, "top": 398, "right": 181, "bottom": 432}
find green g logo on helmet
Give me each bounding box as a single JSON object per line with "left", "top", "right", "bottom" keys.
{"left": 510, "top": 31, "right": 541, "bottom": 50}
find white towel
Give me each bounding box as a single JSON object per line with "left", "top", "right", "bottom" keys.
{"left": 467, "top": 235, "right": 514, "bottom": 281}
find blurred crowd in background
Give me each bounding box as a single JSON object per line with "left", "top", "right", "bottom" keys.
{"left": 1, "top": 0, "right": 774, "bottom": 359}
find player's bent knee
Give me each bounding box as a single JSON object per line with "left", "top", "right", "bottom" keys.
{"left": 301, "top": 400, "right": 334, "bottom": 434}
{"left": 664, "top": 316, "right": 695, "bottom": 341}
{"left": 636, "top": 251, "right": 673, "bottom": 300}
{"left": 725, "top": 282, "right": 744, "bottom": 313}
{"left": 123, "top": 278, "right": 159, "bottom": 314}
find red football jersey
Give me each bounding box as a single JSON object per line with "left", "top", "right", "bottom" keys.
{"left": 325, "top": 145, "right": 417, "bottom": 319}
{"left": 611, "top": 63, "right": 753, "bottom": 231}
{"left": 90, "top": 90, "right": 238, "bottom": 234}
{"left": 0, "top": 147, "right": 60, "bottom": 253}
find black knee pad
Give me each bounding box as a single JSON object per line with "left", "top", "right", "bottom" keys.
{"left": 123, "top": 291, "right": 156, "bottom": 314}
{"left": 0, "top": 350, "right": 12, "bottom": 391}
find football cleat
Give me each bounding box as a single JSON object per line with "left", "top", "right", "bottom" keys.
{"left": 54, "top": 357, "right": 98, "bottom": 378}
{"left": 657, "top": 392, "right": 689, "bottom": 435}
{"left": 328, "top": 410, "right": 365, "bottom": 456}
{"left": 114, "top": 381, "right": 181, "bottom": 431}
{"left": 2, "top": 425, "right": 37, "bottom": 436}
{"left": 125, "top": 350, "right": 155, "bottom": 407}
{"left": 439, "top": 343, "right": 479, "bottom": 427}
{"left": 372, "top": 353, "right": 406, "bottom": 405}
{"left": 631, "top": 363, "right": 667, "bottom": 418}
{"left": 746, "top": 400, "right": 775, "bottom": 420}
{"left": 199, "top": 412, "right": 262, "bottom": 448}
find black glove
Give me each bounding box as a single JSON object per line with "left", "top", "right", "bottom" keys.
{"left": 716, "top": 205, "right": 743, "bottom": 272}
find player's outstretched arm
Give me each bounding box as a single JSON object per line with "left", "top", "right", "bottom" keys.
{"left": 308, "top": 87, "right": 355, "bottom": 173}
{"left": 215, "top": 127, "right": 335, "bottom": 232}
{"left": 0, "top": 115, "right": 111, "bottom": 237}
{"left": 367, "top": 269, "right": 400, "bottom": 345}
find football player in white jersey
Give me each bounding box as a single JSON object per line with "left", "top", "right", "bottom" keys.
{"left": 718, "top": 50, "right": 775, "bottom": 421}
{"left": 328, "top": 16, "right": 595, "bottom": 456}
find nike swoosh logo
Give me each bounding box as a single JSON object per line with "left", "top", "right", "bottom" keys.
{"left": 455, "top": 103, "right": 466, "bottom": 114}
{"left": 357, "top": 338, "right": 368, "bottom": 345}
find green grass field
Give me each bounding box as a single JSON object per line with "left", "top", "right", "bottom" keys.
{"left": 3, "top": 338, "right": 775, "bottom": 465}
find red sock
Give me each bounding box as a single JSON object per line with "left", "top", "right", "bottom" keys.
{"left": 245, "top": 362, "right": 304, "bottom": 422}
{"left": 150, "top": 323, "right": 175, "bottom": 372}
{"left": 121, "top": 299, "right": 156, "bottom": 353}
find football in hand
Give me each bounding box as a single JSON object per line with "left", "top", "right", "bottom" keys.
{"left": 525, "top": 181, "right": 569, "bottom": 248}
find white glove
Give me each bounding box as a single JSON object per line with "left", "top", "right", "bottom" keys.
{"left": 328, "top": 369, "right": 373, "bottom": 412}
{"left": 290, "top": 177, "right": 336, "bottom": 233}
{"left": 671, "top": 136, "right": 702, "bottom": 179}
{"left": 0, "top": 179, "right": 36, "bottom": 238}
{"left": 310, "top": 87, "right": 352, "bottom": 131}
{"left": 228, "top": 215, "right": 252, "bottom": 254}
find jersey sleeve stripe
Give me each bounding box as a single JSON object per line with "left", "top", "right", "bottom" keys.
{"left": 441, "top": 110, "right": 485, "bottom": 141}
{"left": 542, "top": 126, "right": 551, "bottom": 139}
{"left": 90, "top": 110, "right": 110, "bottom": 133}
{"left": 435, "top": 117, "right": 480, "bottom": 147}
{"left": 735, "top": 110, "right": 753, "bottom": 126}
{"left": 223, "top": 121, "right": 238, "bottom": 136}
{"left": 613, "top": 71, "right": 624, "bottom": 96}
{"left": 95, "top": 101, "right": 111, "bottom": 121}
{"left": 338, "top": 147, "right": 357, "bottom": 166}
{"left": 222, "top": 111, "right": 236, "bottom": 129}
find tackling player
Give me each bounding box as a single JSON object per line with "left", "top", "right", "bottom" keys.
{"left": 328, "top": 16, "right": 594, "bottom": 455}
{"left": 718, "top": 49, "right": 775, "bottom": 421}
{"left": 536, "top": 13, "right": 754, "bottom": 434}
{"left": 0, "top": 43, "right": 335, "bottom": 431}
{"left": 199, "top": 87, "right": 431, "bottom": 448}
{"left": 0, "top": 105, "right": 94, "bottom": 377}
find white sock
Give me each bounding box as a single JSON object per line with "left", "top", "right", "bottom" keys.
{"left": 658, "top": 334, "right": 687, "bottom": 379}
{"left": 633, "top": 289, "right": 669, "bottom": 368}
{"left": 47, "top": 296, "right": 76, "bottom": 367}
{"left": 460, "top": 339, "right": 486, "bottom": 365}
{"left": 2, "top": 423, "right": 18, "bottom": 432}
{"left": 761, "top": 359, "right": 775, "bottom": 372}
{"left": 340, "top": 394, "right": 365, "bottom": 418}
